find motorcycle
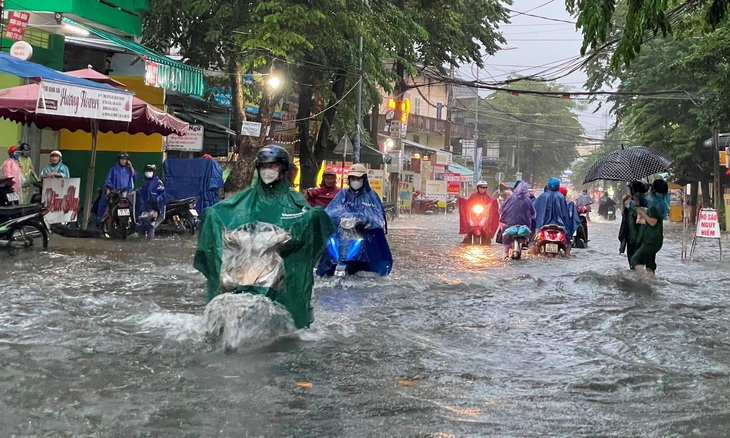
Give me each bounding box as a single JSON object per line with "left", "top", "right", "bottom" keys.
{"left": 503, "top": 225, "right": 531, "bottom": 260}
{"left": 445, "top": 197, "right": 457, "bottom": 214}
{"left": 0, "top": 177, "right": 20, "bottom": 206}
{"left": 157, "top": 197, "right": 199, "bottom": 235}
{"left": 573, "top": 205, "right": 589, "bottom": 249}
{"left": 0, "top": 203, "right": 50, "bottom": 249}
{"left": 411, "top": 196, "right": 439, "bottom": 215}
{"left": 598, "top": 198, "right": 617, "bottom": 221}
{"left": 325, "top": 217, "right": 366, "bottom": 277}
{"left": 535, "top": 224, "right": 570, "bottom": 257}
{"left": 382, "top": 201, "right": 397, "bottom": 223}
{"left": 607, "top": 205, "right": 616, "bottom": 220}
{"left": 102, "top": 190, "right": 134, "bottom": 239}
{"left": 465, "top": 203, "right": 490, "bottom": 244}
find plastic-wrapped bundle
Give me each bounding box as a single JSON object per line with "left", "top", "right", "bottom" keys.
{"left": 220, "top": 222, "right": 291, "bottom": 292}
{"left": 503, "top": 225, "right": 532, "bottom": 238}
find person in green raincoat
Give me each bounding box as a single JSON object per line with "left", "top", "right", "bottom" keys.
{"left": 18, "top": 143, "right": 38, "bottom": 203}
{"left": 194, "top": 145, "right": 335, "bottom": 329}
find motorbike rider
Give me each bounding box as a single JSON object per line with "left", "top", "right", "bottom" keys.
{"left": 560, "top": 186, "right": 582, "bottom": 245}
{"left": 135, "top": 164, "right": 166, "bottom": 241}
{"left": 17, "top": 143, "right": 38, "bottom": 203}
{"left": 597, "top": 192, "right": 617, "bottom": 219}
{"left": 194, "top": 145, "right": 335, "bottom": 329}
{"left": 97, "top": 153, "right": 136, "bottom": 221}
{"left": 533, "top": 178, "right": 575, "bottom": 256}
{"left": 575, "top": 189, "right": 593, "bottom": 220}
{"left": 317, "top": 163, "right": 393, "bottom": 276}
{"left": 1, "top": 146, "right": 22, "bottom": 201}
{"left": 40, "top": 150, "right": 70, "bottom": 179}
{"left": 460, "top": 180, "right": 499, "bottom": 244}
{"left": 499, "top": 181, "right": 536, "bottom": 257}
{"left": 305, "top": 169, "right": 340, "bottom": 208}
{"left": 492, "top": 182, "right": 512, "bottom": 204}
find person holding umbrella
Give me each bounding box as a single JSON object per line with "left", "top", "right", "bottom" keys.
{"left": 630, "top": 179, "right": 670, "bottom": 274}
{"left": 620, "top": 181, "right": 648, "bottom": 264}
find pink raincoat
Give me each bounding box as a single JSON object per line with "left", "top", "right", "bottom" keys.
{"left": 1, "top": 157, "right": 22, "bottom": 198}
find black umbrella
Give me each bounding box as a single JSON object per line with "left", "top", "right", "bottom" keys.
{"left": 582, "top": 146, "right": 673, "bottom": 184}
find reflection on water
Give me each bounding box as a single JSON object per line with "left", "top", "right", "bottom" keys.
{"left": 1, "top": 215, "right": 730, "bottom": 436}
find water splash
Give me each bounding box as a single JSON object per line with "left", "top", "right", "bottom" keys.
{"left": 201, "top": 293, "right": 296, "bottom": 352}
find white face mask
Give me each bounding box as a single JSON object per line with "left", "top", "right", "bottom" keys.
{"left": 260, "top": 168, "right": 280, "bottom": 185}
{"left": 145, "top": 171, "right": 154, "bottom": 179}
{"left": 349, "top": 180, "right": 363, "bottom": 190}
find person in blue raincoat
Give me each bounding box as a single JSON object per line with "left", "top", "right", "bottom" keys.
{"left": 97, "top": 152, "right": 136, "bottom": 221}
{"left": 135, "top": 164, "right": 166, "bottom": 240}
{"left": 202, "top": 154, "right": 224, "bottom": 210}
{"left": 317, "top": 163, "right": 393, "bottom": 276}
{"left": 533, "top": 177, "right": 575, "bottom": 241}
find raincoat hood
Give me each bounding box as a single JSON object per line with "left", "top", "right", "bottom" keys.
{"left": 547, "top": 178, "right": 560, "bottom": 191}
{"left": 534, "top": 185, "right": 574, "bottom": 235}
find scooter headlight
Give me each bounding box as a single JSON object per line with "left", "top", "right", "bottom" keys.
{"left": 327, "top": 236, "right": 339, "bottom": 259}
{"left": 346, "top": 239, "right": 363, "bottom": 260}
{"left": 472, "top": 204, "right": 484, "bottom": 214}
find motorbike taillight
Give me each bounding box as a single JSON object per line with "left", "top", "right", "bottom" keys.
{"left": 118, "top": 200, "right": 130, "bottom": 208}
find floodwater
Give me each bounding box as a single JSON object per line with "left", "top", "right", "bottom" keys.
{"left": 1, "top": 213, "right": 729, "bottom": 437}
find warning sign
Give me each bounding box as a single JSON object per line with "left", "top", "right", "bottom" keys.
{"left": 696, "top": 208, "right": 721, "bottom": 239}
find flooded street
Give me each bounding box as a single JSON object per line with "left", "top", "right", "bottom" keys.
{"left": 2, "top": 213, "right": 730, "bottom": 437}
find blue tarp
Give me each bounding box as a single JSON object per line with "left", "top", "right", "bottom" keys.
{"left": 0, "top": 52, "right": 132, "bottom": 93}
{"left": 163, "top": 158, "right": 223, "bottom": 215}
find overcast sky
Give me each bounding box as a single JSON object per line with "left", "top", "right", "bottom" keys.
{"left": 459, "top": 0, "right": 615, "bottom": 140}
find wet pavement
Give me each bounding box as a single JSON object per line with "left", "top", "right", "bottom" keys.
{"left": 1, "top": 213, "right": 730, "bottom": 437}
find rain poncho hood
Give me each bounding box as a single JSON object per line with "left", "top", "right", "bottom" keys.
{"left": 194, "top": 175, "right": 335, "bottom": 328}
{"left": 499, "top": 182, "right": 536, "bottom": 228}
{"left": 576, "top": 193, "right": 593, "bottom": 206}
{"left": 135, "top": 175, "right": 166, "bottom": 217}
{"left": 534, "top": 178, "right": 574, "bottom": 235}
{"left": 40, "top": 161, "right": 70, "bottom": 179}
{"left": 318, "top": 174, "right": 393, "bottom": 276}
{"left": 648, "top": 191, "right": 670, "bottom": 219}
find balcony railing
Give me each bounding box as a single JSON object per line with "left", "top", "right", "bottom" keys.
{"left": 378, "top": 114, "right": 473, "bottom": 138}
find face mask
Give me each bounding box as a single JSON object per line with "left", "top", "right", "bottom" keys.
{"left": 12, "top": 152, "right": 20, "bottom": 160}
{"left": 260, "top": 168, "right": 279, "bottom": 185}
{"left": 145, "top": 171, "right": 154, "bottom": 179}
{"left": 350, "top": 180, "right": 363, "bottom": 191}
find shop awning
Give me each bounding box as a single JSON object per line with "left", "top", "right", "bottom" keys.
{"left": 174, "top": 111, "right": 235, "bottom": 136}
{"left": 63, "top": 17, "right": 205, "bottom": 97}
{"left": 402, "top": 139, "right": 452, "bottom": 165}
{"left": 447, "top": 162, "right": 474, "bottom": 176}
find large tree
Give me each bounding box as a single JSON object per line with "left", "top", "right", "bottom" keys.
{"left": 481, "top": 80, "right": 585, "bottom": 184}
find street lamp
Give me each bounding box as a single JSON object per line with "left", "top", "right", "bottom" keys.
{"left": 267, "top": 75, "right": 281, "bottom": 90}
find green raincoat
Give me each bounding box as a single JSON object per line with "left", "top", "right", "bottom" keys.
{"left": 194, "top": 176, "right": 335, "bottom": 329}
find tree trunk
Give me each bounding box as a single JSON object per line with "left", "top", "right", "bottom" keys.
{"left": 314, "top": 69, "right": 347, "bottom": 163}
{"left": 224, "top": 57, "right": 257, "bottom": 194}
{"left": 297, "top": 67, "right": 316, "bottom": 191}
{"left": 701, "top": 179, "right": 712, "bottom": 209}
{"left": 689, "top": 180, "right": 699, "bottom": 224}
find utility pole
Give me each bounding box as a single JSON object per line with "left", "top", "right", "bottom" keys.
{"left": 473, "top": 68, "right": 479, "bottom": 184}
{"left": 714, "top": 126, "right": 720, "bottom": 208}
{"left": 353, "top": 34, "right": 363, "bottom": 164}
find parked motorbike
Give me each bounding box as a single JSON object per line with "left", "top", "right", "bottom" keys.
{"left": 0, "top": 203, "right": 50, "bottom": 249}
{"left": 382, "top": 202, "right": 397, "bottom": 223}
{"left": 503, "top": 225, "right": 531, "bottom": 260}
{"left": 0, "top": 177, "right": 20, "bottom": 206}
{"left": 157, "top": 197, "right": 199, "bottom": 235}
{"left": 412, "top": 198, "right": 439, "bottom": 215}
{"left": 102, "top": 190, "right": 134, "bottom": 239}
{"left": 325, "top": 217, "right": 366, "bottom": 277}
{"left": 573, "top": 205, "right": 589, "bottom": 248}
{"left": 445, "top": 197, "right": 457, "bottom": 214}
{"left": 535, "top": 224, "right": 569, "bottom": 257}
{"left": 29, "top": 181, "right": 43, "bottom": 204}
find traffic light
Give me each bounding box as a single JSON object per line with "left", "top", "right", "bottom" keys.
{"left": 387, "top": 97, "right": 410, "bottom": 123}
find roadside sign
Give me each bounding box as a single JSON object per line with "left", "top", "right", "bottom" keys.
{"left": 495, "top": 172, "right": 505, "bottom": 184}
{"left": 690, "top": 208, "right": 723, "bottom": 261}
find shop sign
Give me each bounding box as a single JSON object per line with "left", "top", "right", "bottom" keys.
{"left": 241, "top": 121, "right": 262, "bottom": 137}
{"left": 36, "top": 80, "right": 132, "bottom": 122}
{"left": 5, "top": 11, "right": 30, "bottom": 42}
{"left": 167, "top": 124, "right": 204, "bottom": 151}
{"left": 425, "top": 179, "right": 448, "bottom": 206}
{"left": 42, "top": 178, "right": 81, "bottom": 224}
{"left": 144, "top": 61, "right": 159, "bottom": 87}
{"left": 435, "top": 151, "right": 452, "bottom": 165}
{"left": 443, "top": 172, "right": 461, "bottom": 195}
{"left": 399, "top": 171, "right": 415, "bottom": 210}
{"left": 367, "top": 169, "right": 385, "bottom": 199}
{"left": 9, "top": 41, "right": 32, "bottom": 60}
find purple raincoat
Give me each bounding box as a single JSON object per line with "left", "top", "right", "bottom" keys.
{"left": 499, "top": 182, "right": 536, "bottom": 229}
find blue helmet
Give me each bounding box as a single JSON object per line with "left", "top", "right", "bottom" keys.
{"left": 547, "top": 177, "right": 560, "bottom": 191}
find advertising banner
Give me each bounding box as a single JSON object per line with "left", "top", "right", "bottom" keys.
{"left": 367, "top": 169, "right": 385, "bottom": 199}
{"left": 443, "top": 172, "right": 461, "bottom": 196}
{"left": 425, "top": 179, "right": 448, "bottom": 206}
{"left": 167, "top": 124, "right": 203, "bottom": 151}
{"left": 400, "top": 171, "right": 415, "bottom": 210}
{"left": 41, "top": 178, "right": 81, "bottom": 224}
{"left": 5, "top": 11, "right": 30, "bottom": 41}
{"left": 36, "top": 80, "right": 133, "bottom": 122}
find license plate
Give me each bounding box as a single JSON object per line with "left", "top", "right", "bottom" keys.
{"left": 7, "top": 192, "right": 19, "bottom": 202}
{"left": 545, "top": 243, "right": 559, "bottom": 253}
{"left": 117, "top": 209, "right": 130, "bottom": 216}
{"left": 189, "top": 209, "right": 198, "bottom": 217}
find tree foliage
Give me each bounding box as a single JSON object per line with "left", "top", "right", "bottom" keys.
{"left": 482, "top": 80, "right": 584, "bottom": 184}
{"left": 566, "top": 0, "right": 730, "bottom": 68}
